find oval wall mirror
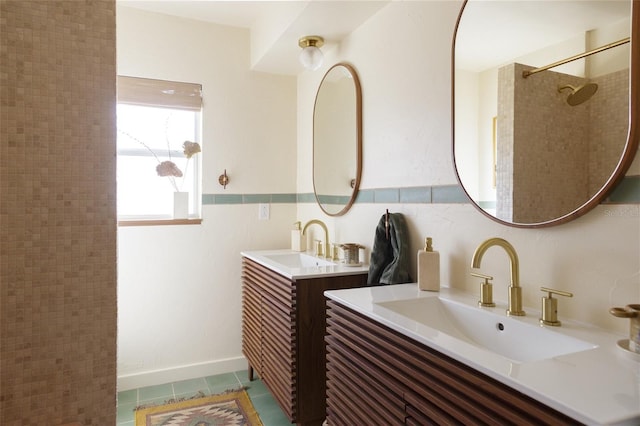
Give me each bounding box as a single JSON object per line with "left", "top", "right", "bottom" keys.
{"left": 313, "top": 63, "right": 362, "bottom": 216}
{"left": 453, "top": 0, "right": 639, "bottom": 227}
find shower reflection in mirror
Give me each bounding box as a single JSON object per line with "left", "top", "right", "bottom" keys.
{"left": 454, "top": 0, "right": 633, "bottom": 225}
{"left": 494, "top": 61, "right": 628, "bottom": 223}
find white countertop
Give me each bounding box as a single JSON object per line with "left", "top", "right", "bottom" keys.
{"left": 325, "top": 284, "right": 640, "bottom": 426}
{"left": 241, "top": 249, "right": 369, "bottom": 280}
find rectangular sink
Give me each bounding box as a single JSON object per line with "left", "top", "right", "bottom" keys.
{"left": 376, "top": 297, "right": 597, "bottom": 363}
{"left": 262, "top": 252, "right": 335, "bottom": 269}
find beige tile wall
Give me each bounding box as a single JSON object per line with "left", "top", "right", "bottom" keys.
{"left": 590, "top": 69, "right": 630, "bottom": 194}
{"left": 0, "top": 1, "right": 117, "bottom": 425}
{"left": 512, "top": 63, "right": 589, "bottom": 224}
{"left": 497, "top": 63, "right": 629, "bottom": 223}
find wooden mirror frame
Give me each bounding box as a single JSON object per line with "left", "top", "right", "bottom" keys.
{"left": 312, "top": 63, "right": 363, "bottom": 217}
{"left": 452, "top": 0, "right": 639, "bottom": 228}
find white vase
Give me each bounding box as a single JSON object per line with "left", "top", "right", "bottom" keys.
{"left": 173, "top": 191, "right": 189, "bottom": 219}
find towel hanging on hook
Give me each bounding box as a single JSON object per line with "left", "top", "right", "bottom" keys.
{"left": 367, "top": 211, "right": 412, "bottom": 285}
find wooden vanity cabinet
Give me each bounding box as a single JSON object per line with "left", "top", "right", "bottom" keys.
{"left": 241, "top": 257, "right": 367, "bottom": 426}
{"left": 325, "top": 299, "right": 582, "bottom": 426}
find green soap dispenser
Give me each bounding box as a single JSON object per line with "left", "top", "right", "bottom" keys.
{"left": 418, "top": 237, "right": 440, "bottom": 291}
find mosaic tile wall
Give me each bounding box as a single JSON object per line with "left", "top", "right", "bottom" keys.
{"left": 513, "top": 63, "right": 589, "bottom": 224}
{"left": 497, "top": 63, "right": 630, "bottom": 223}
{"left": 590, "top": 69, "right": 630, "bottom": 195}
{"left": 496, "top": 64, "right": 516, "bottom": 222}
{"left": 0, "top": 1, "right": 117, "bottom": 425}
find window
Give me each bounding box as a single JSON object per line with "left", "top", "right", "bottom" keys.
{"left": 117, "top": 76, "right": 202, "bottom": 221}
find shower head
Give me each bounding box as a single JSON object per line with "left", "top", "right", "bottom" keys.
{"left": 558, "top": 83, "right": 598, "bottom": 106}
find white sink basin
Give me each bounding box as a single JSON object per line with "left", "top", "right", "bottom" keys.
{"left": 376, "top": 297, "right": 597, "bottom": 363}
{"left": 263, "top": 252, "right": 335, "bottom": 268}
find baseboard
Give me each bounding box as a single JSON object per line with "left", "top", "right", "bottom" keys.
{"left": 117, "top": 356, "right": 247, "bottom": 391}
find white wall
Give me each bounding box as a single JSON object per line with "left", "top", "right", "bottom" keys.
{"left": 116, "top": 1, "right": 639, "bottom": 390}
{"left": 453, "top": 68, "right": 480, "bottom": 199}
{"left": 297, "top": 1, "right": 638, "bottom": 336}
{"left": 116, "top": 6, "right": 297, "bottom": 390}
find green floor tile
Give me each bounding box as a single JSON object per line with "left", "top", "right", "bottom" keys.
{"left": 116, "top": 401, "right": 136, "bottom": 424}
{"left": 124, "top": 372, "right": 298, "bottom": 426}
{"left": 244, "top": 379, "right": 269, "bottom": 398}
{"left": 173, "top": 389, "right": 210, "bottom": 401}
{"left": 205, "top": 372, "right": 243, "bottom": 394}
{"left": 138, "top": 382, "right": 174, "bottom": 403}
{"left": 234, "top": 369, "right": 257, "bottom": 384}
{"left": 173, "top": 377, "right": 209, "bottom": 395}
{"left": 250, "top": 393, "right": 290, "bottom": 426}
{"left": 117, "top": 389, "right": 137, "bottom": 406}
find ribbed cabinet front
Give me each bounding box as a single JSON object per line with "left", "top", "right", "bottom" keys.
{"left": 325, "top": 299, "right": 583, "bottom": 426}
{"left": 241, "top": 257, "right": 368, "bottom": 426}
{"left": 242, "top": 258, "right": 297, "bottom": 421}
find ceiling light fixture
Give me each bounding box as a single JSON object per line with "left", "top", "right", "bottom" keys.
{"left": 298, "top": 36, "right": 324, "bottom": 71}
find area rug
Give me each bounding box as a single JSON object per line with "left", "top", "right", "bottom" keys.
{"left": 134, "top": 390, "right": 264, "bottom": 426}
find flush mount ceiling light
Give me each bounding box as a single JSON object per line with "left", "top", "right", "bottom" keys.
{"left": 298, "top": 36, "right": 324, "bottom": 71}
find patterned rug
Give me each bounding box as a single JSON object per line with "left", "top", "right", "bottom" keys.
{"left": 134, "top": 390, "right": 263, "bottom": 426}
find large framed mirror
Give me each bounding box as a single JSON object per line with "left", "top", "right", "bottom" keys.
{"left": 313, "top": 63, "right": 362, "bottom": 216}
{"left": 453, "top": 0, "right": 639, "bottom": 227}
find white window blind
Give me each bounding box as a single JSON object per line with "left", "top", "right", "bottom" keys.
{"left": 117, "top": 76, "right": 202, "bottom": 111}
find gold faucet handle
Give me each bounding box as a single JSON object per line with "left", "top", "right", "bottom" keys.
{"left": 541, "top": 287, "right": 573, "bottom": 299}
{"left": 539, "top": 287, "right": 573, "bottom": 326}
{"left": 471, "top": 272, "right": 495, "bottom": 307}
{"left": 331, "top": 243, "right": 340, "bottom": 262}
{"left": 471, "top": 272, "right": 493, "bottom": 282}
{"left": 609, "top": 306, "right": 639, "bottom": 318}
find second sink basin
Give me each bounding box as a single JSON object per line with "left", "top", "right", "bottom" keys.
{"left": 263, "top": 252, "right": 335, "bottom": 268}
{"left": 376, "top": 297, "right": 597, "bottom": 363}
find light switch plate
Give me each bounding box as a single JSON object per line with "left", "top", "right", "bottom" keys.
{"left": 259, "top": 203, "right": 270, "bottom": 220}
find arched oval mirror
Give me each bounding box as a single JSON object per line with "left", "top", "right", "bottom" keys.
{"left": 453, "top": 0, "right": 639, "bottom": 227}
{"left": 313, "top": 63, "right": 362, "bottom": 216}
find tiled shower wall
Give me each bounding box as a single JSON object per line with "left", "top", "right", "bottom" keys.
{"left": 497, "top": 63, "right": 630, "bottom": 223}
{"left": 511, "top": 63, "right": 589, "bottom": 224}
{"left": 590, "top": 69, "right": 630, "bottom": 195}
{"left": 0, "top": 1, "right": 117, "bottom": 424}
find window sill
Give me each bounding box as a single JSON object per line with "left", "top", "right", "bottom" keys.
{"left": 118, "top": 218, "right": 202, "bottom": 227}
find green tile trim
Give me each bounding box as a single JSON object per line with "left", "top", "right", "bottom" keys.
{"left": 316, "top": 194, "right": 351, "bottom": 205}
{"left": 214, "top": 194, "right": 243, "bottom": 204}
{"left": 400, "top": 186, "right": 432, "bottom": 203}
{"left": 432, "top": 185, "right": 468, "bottom": 203}
{"left": 202, "top": 193, "right": 297, "bottom": 205}
{"left": 478, "top": 200, "right": 497, "bottom": 209}
{"left": 374, "top": 188, "right": 400, "bottom": 203}
{"left": 243, "top": 194, "right": 271, "bottom": 204}
{"left": 202, "top": 194, "right": 215, "bottom": 205}
{"left": 272, "top": 193, "right": 297, "bottom": 203}
{"left": 605, "top": 175, "right": 640, "bottom": 203}
{"left": 297, "top": 193, "right": 316, "bottom": 203}
{"left": 200, "top": 177, "right": 639, "bottom": 206}
{"left": 355, "top": 189, "right": 375, "bottom": 203}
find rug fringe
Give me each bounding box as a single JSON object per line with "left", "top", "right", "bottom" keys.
{"left": 133, "top": 386, "right": 248, "bottom": 412}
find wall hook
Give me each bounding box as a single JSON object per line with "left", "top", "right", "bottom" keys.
{"left": 218, "top": 169, "right": 230, "bottom": 189}
{"left": 385, "top": 209, "right": 390, "bottom": 240}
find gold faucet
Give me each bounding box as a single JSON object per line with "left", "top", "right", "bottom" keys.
{"left": 471, "top": 237, "right": 525, "bottom": 316}
{"left": 302, "top": 219, "right": 329, "bottom": 258}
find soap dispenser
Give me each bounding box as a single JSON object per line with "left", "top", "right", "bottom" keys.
{"left": 418, "top": 237, "right": 440, "bottom": 291}
{"left": 291, "top": 222, "right": 306, "bottom": 252}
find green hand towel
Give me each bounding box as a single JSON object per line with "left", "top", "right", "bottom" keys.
{"left": 367, "top": 212, "right": 412, "bottom": 285}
